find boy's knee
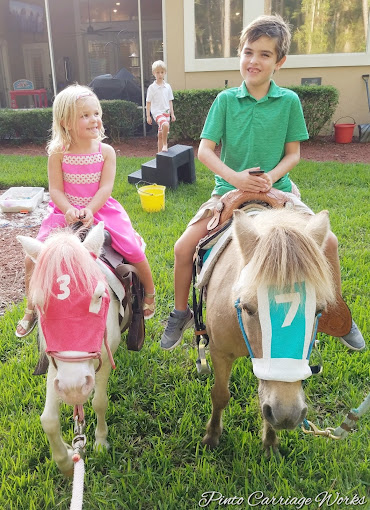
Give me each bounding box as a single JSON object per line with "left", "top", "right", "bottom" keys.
{"left": 174, "top": 236, "right": 192, "bottom": 261}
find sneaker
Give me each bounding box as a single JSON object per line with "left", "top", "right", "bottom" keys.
{"left": 160, "top": 307, "right": 194, "bottom": 351}
{"left": 339, "top": 320, "right": 366, "bottom": 351}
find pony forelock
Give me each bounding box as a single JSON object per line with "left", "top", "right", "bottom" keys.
{"left": 236, "top": 210, "right": 335, "bottom": 307}
{"left": 29, "top": 228, "right": 106, "bottom": 310}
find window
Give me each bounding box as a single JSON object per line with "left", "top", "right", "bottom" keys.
{"left": 184, "top": 0, "right": 370, "bottom": 71}
{"left": 270, "top": 0, "right": 369, "bottom": 55}
{"left": 194, "top": 0, "right": 243, "bottom": 59}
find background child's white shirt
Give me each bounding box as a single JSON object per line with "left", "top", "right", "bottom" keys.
{"left": 146, "top": 81, "right": 174, "bottom": 119}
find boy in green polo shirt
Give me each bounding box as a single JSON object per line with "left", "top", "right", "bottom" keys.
{"left": 160, "top": 14, "right": 365, "bottom": 352}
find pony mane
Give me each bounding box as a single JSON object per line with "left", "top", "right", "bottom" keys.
{"left": 29, "top": 228, "right": 106, "bottom": 310}
{"left": 238, "top": 209, "right": 335, "bottom": 307}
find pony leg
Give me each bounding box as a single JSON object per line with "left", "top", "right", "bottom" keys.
{"left": 202, "top": 350, "right": 234, "bottom": 448}
{"left": 92, "top": 365, "right": 111, "bottom": 450}
{"left": 41, "top": 368, "right": 74, "bottom": 475}
{"left": 262, "top": 419, "right": 279, "bottom": 457}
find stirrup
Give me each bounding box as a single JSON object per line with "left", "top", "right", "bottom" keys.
{"left": 196, "top": 337, "right": 211, "bottom": 375}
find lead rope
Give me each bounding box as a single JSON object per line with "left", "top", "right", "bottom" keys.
{"left": 70, "top": 407, "right": 87, "bottom": 510}
{"left": 301, "top": 392, "right": 370, "bottom": 440}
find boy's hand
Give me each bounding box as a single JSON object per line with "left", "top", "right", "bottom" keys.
{"left": 171, "top": 114, "right": 176, "bottom": 122}
{"left": 78, "top": 207, "right": 94, "bottom": 227}
{"left": 233, "top": 168, "right": 271, "bottom": 193}
{"left": 147, "top": 116, "right": 152, "bottom": 125}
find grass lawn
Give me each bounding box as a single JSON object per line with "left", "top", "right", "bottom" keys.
{"left": 0, "top": 154, "right": 369, "bottom": 510}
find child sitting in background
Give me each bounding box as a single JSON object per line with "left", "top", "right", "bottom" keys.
{"left": 16, "top": 83, "right": 155, "bottom": 337}
{"left": 146, "top": 60, "right": 176, "bottom": 153}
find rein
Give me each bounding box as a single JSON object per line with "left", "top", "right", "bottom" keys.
{"left": 48, "top": 329, "right": 116, "bottom": 372}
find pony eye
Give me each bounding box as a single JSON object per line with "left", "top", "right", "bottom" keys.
{"left": 242, "top": 303, "right": 256, "bottom": 316}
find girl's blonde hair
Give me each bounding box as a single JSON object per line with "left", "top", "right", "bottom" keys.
{"left": 46, "top": 83, "right": 105, "bottom": 155}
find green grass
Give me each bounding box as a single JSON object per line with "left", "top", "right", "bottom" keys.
{"left": 0, "top": 154, "right": 369, "bottom": 510}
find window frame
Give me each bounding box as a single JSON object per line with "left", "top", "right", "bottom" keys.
{"left": 184, "top": 0, "right": 370, "bottom": 72}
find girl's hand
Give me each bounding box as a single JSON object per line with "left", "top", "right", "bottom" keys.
{"left": 78, "top": 207, "right": 94, "bottom": 227}
{"left": 231, "top": 168, "right": 271, "bottom": 193}
{"left": 171, "top": 114, "right": 176, "bottom": 122}
{"left": 65, "top": 207, "right": 81, "bottom": 224}
{"left": 147, "top": 116, "right": 152, "bottom": 125}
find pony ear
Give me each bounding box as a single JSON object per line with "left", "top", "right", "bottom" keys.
{"left": 305, "top": 210, "right": 330, "bottom": 248}
{"left": 232, "top": 209, "right": 259, "bottom": 262}
{"left": 82, "top": 221, "right": 105, "bottom": 255}
{"left": 17, "top": 236, "right": 43, "bottom": 262}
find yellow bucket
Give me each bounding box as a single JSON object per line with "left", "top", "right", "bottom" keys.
{"left": 137, "top": 184, "right": 166, "bottom": 212}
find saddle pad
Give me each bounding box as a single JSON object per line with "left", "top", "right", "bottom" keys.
{"left": 196, "top": 207, "right": 264, "bottom": 290}
{"left": 196, "top": 227, "right": 232, "bottom": 289}
{"left": 96, "top": 258, "right": 127, "bottom": 319}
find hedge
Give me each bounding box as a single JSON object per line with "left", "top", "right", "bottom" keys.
{"left": 0, "top": 100, "right": 142, "bottom": 144}
{"left": 170, "top": 85, "right": 339, "bottom": 141}
{"left": 0, "top": 85, "right": 338, "bottom": 144}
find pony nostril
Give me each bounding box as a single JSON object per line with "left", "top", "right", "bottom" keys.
{"left": 262, "top": 404, "right": 274, "bottom": 423}
{"left": 299, "top": 406, "right": 308, "bottom": 423}
{"left": 82, "top": 375, "right": 94, "bottom": 395}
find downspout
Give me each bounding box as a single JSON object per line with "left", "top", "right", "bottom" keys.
{"left": 44, "top": 0, "right": 57, "bottom": 98}
{"left": 138, "top": 0, "right": 146, "bottom": 136}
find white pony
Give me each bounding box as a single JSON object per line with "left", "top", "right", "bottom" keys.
{"left": 18, "top": 222, "right": 123, "bottom": 475}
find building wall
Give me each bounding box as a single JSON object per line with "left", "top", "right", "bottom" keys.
{"left": 165, "top": 0, "right": 370, "bottom": 136}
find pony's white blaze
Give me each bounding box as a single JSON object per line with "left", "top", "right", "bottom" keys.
{"left": 53, "top": 358, "right": 95, "bottom": 405}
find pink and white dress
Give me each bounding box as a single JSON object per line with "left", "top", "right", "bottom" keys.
{"left": 37, "top": 144, "right": 145, "bottom": 263}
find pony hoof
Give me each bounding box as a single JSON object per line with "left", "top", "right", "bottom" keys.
{"left": 264, "top": 445, "right": 280, "bottom": 459}
{"left": 94, "top": 440, "right": 109, "bottom": 451}
{"left": 62, "top": 467, "right": 74, "bottom": 478}
{"left": 201, "top": 435, "right": 219, "bottom": 449}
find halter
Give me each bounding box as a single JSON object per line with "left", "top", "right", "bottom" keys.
{"left": 48, "top": 329, "right": 116, "bottom": 372}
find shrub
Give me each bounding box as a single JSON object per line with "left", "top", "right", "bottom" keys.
{"left": 171, "top": 85, "right": 339, "bottom": 141}
{"left": 100, "top": 100, "right": 142, "bottom": 143}
{"left": 0, "top": 100, "right": 142, "bottom": 144}
{"left": 0, "top": 108, "right": 52, "bottom": 142}
{"left": 170, "top": 89, "right": 222, "bottom": 141}
{"left": 288, "top": 85, "right": 339, "bottom": 138}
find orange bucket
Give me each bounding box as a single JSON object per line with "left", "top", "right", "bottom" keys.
{"left": 334, "top": 117, "right": 356, "bottom": 144}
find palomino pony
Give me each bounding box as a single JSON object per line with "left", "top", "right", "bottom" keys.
{"left": 18, "top": 222, "right": 124, "bottom": 474}
{"left": 203, "top": 208, "right": 336, "bottom": 453}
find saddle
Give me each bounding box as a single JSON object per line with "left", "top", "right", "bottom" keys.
{"left": 98, "top": 232, "right": 145, "bottom": 352}
{"left": 193, "top": 188, "right": 352, "bottom": 340}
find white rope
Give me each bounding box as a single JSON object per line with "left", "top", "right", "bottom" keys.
{"left": 70, "top": 458, "right": 85, "bottom": 510}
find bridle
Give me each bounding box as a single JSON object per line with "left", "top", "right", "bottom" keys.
{"left": 48, "top": 328, "right": 116, "bottom": 372}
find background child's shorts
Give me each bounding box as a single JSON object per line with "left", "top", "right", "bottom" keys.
{"left": 155, "top": 112, "right": 170, "bottom": 132}
{"left": 187, "top": 185, "right": 314, "bottom": 228}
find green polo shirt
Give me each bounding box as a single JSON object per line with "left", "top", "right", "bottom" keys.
{"left": 200, "top": 80, "right": 309, "bottom": 195}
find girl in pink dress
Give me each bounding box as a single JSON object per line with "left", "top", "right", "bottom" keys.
{"left": 16, "top": 84, "right": 155, "bottom": 337}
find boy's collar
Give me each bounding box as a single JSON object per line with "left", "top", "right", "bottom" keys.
{"left": 237, "top": 80, "right": 283, "bottom": 100}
